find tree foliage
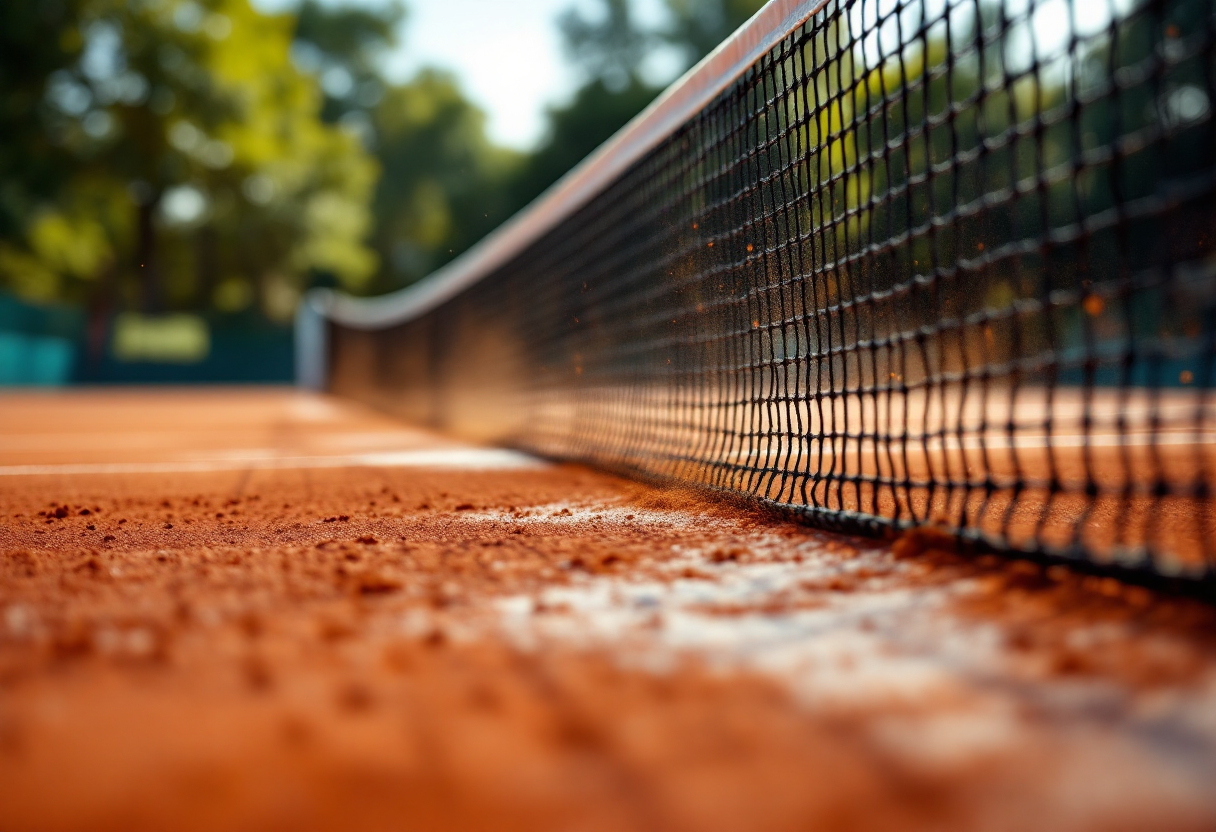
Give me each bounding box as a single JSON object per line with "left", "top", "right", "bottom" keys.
{"left": 287, "top": 2, "right": 520, "bottom": 293}
{"left": 0, "top": 0, "right": 779, "bottom": 315}
{"left": 369, "top": 71, "right": 521, "bottom": 291}
{"left": 557, "top": 0, "right": 653, "bottom": 93}
{"left": 0, "top": 0, "right": 90, "bottom": 244}
{"left": 507, "top": 0, "right": 768, "bottom": 211}
{"left": 290, "top": 0, "right": 402, "bottom": 129}
{"left": 507, "top": 78, "right": 660, "bottom": 213}
{"left": 0, "top": 0, "right": 378, "bottom": 321}
{"left": 660, "top": 0, "right": 766, "bottom": 68}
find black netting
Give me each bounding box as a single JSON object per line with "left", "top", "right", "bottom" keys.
{"left": 328, "top": 0, "right": 1216, "bottom": 587}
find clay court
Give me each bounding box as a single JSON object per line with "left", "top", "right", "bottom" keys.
{"left": 2, "top": 388, "right": 1216, "bottom": 831}
{"left": 2, "top": 0, "right": 1214, "bottom": 827}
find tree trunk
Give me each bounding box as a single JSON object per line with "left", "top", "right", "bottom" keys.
{"left": 135, "top": 192, "right": 161, "bottom": 313}
{"left": 196, "top": 224, "right": 219, "bottom": 309}
{"left": 84, "top": 257, "right": 116, "bottom": 379}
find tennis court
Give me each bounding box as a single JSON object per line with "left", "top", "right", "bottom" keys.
{"left": 2, "top": 0, "right": 1215, "bottom": 828}
{"left": 2, "top": 388, "right": 1216, "bottom": 831}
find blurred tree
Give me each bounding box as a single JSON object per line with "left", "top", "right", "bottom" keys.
{"left": 0, "top": 0, "right": 89, "bottom": 244}
{"left": 507, "top": 78, "right": 659, "bottom": 211}
{"left": 506, "top": 0, "right": 662, "bottom": 211}
{"left": 290, "top": 0, "right": 403, "bottom": 130}
{"left": 368, "top": 71, "right": 521, "bottom": 292}
{"left": 505, "top": 0, "right": 764, "bottom": 211}
{"left": 660, "top": 0, "right": 766, "bottom": 69}
{"left": 557, "top": 0, "right": 653, "bottom": 93}
{"left": 287, "top": 3, "right": 520, "bottom": 293}
{"left": 0, "top": 0, "right": 378, "bottom": 325}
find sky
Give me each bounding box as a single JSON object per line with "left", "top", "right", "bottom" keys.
{"left": 254, "top": 0, "right": 671, "bottom": 150}
{"left": 388, "top": 0, "right": 584, "bottom": 149}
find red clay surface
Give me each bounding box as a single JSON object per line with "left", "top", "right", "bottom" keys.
{"left": 1, "top": 388, "right": 1216, "bottom": 832}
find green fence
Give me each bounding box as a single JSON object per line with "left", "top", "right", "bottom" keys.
{"left": 0, "top": 292, "right": 293, "bottom": 385}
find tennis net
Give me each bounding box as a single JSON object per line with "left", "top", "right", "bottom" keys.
{"left": 301, "top": 0, "right": 1216, "bottom": 590}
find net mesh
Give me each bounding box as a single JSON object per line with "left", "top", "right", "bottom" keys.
{"left": 328, "top": 0, "right": 1216, "bottom": 585}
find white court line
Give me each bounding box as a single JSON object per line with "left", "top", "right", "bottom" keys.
{"left": 0, "top": 448, "right": 548, "bottom": 477}
{"left": 0, "top": 430, "right": 431, "bottom": 453}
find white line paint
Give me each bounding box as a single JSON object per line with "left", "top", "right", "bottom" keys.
{"left": 0, "top": 448, "right": 548, "bottom": 477}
